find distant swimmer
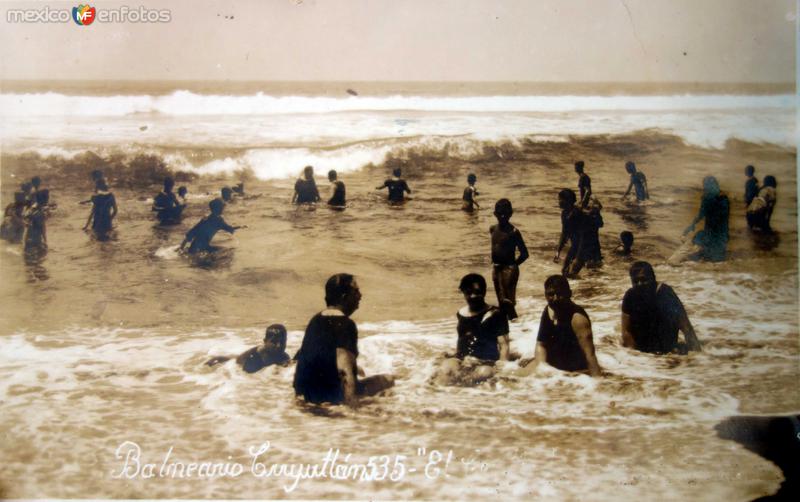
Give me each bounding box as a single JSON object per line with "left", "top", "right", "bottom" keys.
{"left": 83, "top": 179, "right": 118, "bottom": 240}
{"left": 622, "top": 161, "right": 649, "bottom": 202}
{"left": 79, "top": 170, "right": 106, "bottom": 205}
{"left": 1, "top": 191, "right": 27, "bottom": 243}
{"left": 582, "top": 194, "right": 604, "bottom": 265}
{"left": 177, "top": 186, "right": 188, "bottom": 205}
{"left": 621, "top": 261, "right": 702, "bottom": 354}
{"left": 180, "top": 198, "right": 244, "bottom": 254}
{"left": 232, "top": 182, "right": 245, "bottom": 197}
{"left": 292, "top": 165, "right": 321, "bottom": 205}
{"left": 327, "top": 170, "right": 346, "bottom": 208}
{"left": 613, "top": 231, "right": 635, "bottom": 257}
{"left": 221, "top": 186, "right": 234, "bottom": 203}
{"left": 376, "top": 167, "right": 411, "bottom": 204}
{"left": 490, "top": 199, "right": 529, "bottom": 320}
{"left": 22, "top": 190, "right": 48, "bottom": 253}
{"left": 574, "top": 161, "right": 592, "bottom": 208}
{"left": 554, "top": 189, "right": 592, "bottom": 277}
{"left": 206, "top": 324, "right": 291, "bottom": 373}
{"left": 518, "top": 275, "right": 601, "bottom": 377}
{"left": 462, "top": 173, "right": 480, "bottom": 212}
{"left": 152, "top": 177, "right": 184, "bottom": 225}
{"left": 20, "top": 182, "right": 33, "bottom": 207}
{"left": 433, "top": 274, "right": 510, "bottom": 386}
{"left": 670, "top": 176, "right": 729, "bottom": 263}
{"left": 744, "top": 165, "right": 759, "bottom": 209}
{"left": 293, "top": 273, "right": 395, "bottom": 408}
{"left": 747, "top": 175, "right": 777, "bottom": 233}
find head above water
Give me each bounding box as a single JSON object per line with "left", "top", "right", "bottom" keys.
{"left": 574, "top": 161, "right": 585, "bottom": 173}
{"left": 90, "top": 170, "right": 104, "bottom": 182}
{"left": 625, "top": 161, "right": 637, "bottom": 174}
{"left": 762, "top": 175, "right": 777, "bottom": 188}
{"left": 303, "top": 165, "right": 314, "bottom": 180}
{"left": 177, "top": 186, "right": 188, "bottom": 197}
{"left": 702, "top": 176, "right": 721, "bottom": 197}
{"left": 745, "top": 165, "right": 755, "bottom": 177}
{"left": 163, "top": 177, "right": 175, "bottom": 191}
{"left": 392, "top": 167, "right": 402, "bottom": 178}
{"left": 209, "top": 198, "right": 225, "bottom": 215}
{"left": 221, "top": 187, "right": 233, "bottom": 201}
{"left": 467, "top": 173, "right": 477, "bottom": 184}
{"left": 324, "top": 273, "right": 361, "bottom": 315}
{"left": 494, "top": 198, "right": 513, "bottom": 220}
{"left": 263, "top": 324, "right": 287, "bottom": 352}
{"left": 459, "top": 273, "right": 487, "bottom": 310}
{"left": 328, "top": 169, "right": 338, "bottom": 181}
{"left": 620, "top": 231, "right": 634, "bottom": 249}
{"left": 558, "top": 188, "right": 577, "bottom": 209}
{"left": 629, "top": 261, "right": 657, "bottom": 290}
{"left": 544, "top": 275, "right": 572, "bottom": 309}
{"left": 31, "top": 176, "right": 41, "bottom": 188}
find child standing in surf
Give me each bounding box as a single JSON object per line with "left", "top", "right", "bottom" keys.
{"left": 490, "top": 198, "right": 529, "bottom": 321}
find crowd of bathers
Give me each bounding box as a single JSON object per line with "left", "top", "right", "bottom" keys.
{"left": 1, "top": 161, "right": 781, "bottom": 407}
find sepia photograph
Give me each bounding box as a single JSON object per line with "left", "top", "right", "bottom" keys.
{"left": 0, "top": 0, "right": 797, "bottom": 499}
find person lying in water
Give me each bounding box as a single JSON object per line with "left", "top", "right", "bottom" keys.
{"left": 180, "top": 198, "right": 245, "bottom": 254}
{"left": 433, "top": 273, "right": 510, "bottom": 386}
{"left": 206, "top": 324, "right": 291, "bottom": 373}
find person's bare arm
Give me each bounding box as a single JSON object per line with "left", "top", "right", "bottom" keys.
{"left": 518, "top": 342, "right": 546, "bottom": 376}
{"left": 572, "top": 313, "right": 601, "bottom": 377}
{"left": 83, "top": 207, "right": 94, "bottom": 230}
{"left": 622, "top": 179, "right": 633, "bottom": 199}
{"left": 554, "top": 225, "right": 568, "bottom": 261}
{"left": 515, "top": 231, "right": 529, "bottom": 266}
{"left": 621, "top": 313, "right": 637, "bottom": 349}
{"left": 336, "top": 348, "right": 358, "bottom": 408}
{"left": 110, "top": 195, "right": 118, "bottom": 220}
{"left": 676, "top": 302, "right": 702, "bottom": 352}
{"left": 498, "top": 335, "right": 510, "bottom": 361}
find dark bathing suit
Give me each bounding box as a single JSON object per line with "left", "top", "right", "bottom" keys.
{"left": 622, "top": 283, "right": 684, "bottom": 353}
{"left": 578, "top": 173, "right": 591, "bottom": 204}
{"left": 153, "top": 191, "right": 182, "bottom": 224}
{"left": 561, "top": 208, "right": 592, "bottom": 274}
{"left": 382, "top": 178, "right": 410, "bottom": 202}
{"left": 241, "top": 351, "right": 290, "bottom": 374}
{"left": 490, "top": 224, "right": 524, "bottom": 318}
{"left": 328, "top": 180, "right": 346, "bottom": 206}
{"left": 631, "top": 172, "right": 648, "bottom": 201}
{"left": 456, "top": 306, "right": 509, "bottom": 362}
{"left": 692, "top": 194, "right": 729, "bottom": 262}
{"left": 184, "top": 214, "right": 235, "bottom": 253}
{"left": 745, "top": 177, "right": 759, "bottom": 207}
{"left": 295, "top": 179, "right": 320, "bottom": 204}
{"left": 536, "top": 303, "right": 590, "bottom": 372}
{"left": 293, "top": 313, "right": 359, "bottom": 405}
{"left": 91, "top": 192, "right": 116, "bottom": 234}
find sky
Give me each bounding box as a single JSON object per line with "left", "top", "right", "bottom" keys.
{"left": 0, "top": 0, "right": 796, "bottom": 82}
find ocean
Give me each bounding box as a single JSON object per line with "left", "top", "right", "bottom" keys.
{"left": 0, "top": 80, "right": 797, "bottom": 499}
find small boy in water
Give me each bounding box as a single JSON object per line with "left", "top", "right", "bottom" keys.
{"left": 180, "top": 198, "right": 244, "bottom": 254}
{"left": 462, "top": 173, "right": 480, "bottom": 212}
{"left": 206, "top": 324, "right": 291, "bottom": 373}
{"left": 615, "top": 231, "right": 634, "bottom": 256}
{"left": 376, "top": 167, "right": 412, "bottom": 203}
{"left": 490, "top": 199, "right": 529, "bottom": 320}
{"left": 327, "top": 170, "right": 346, "bottom": 208}
{"left": 622, "top": 161, "right": 649, "bottom": 201}
{"left": 23, "top": 190, "right": 48, "bottom": 253}
{"left": 744, "top": 165, "right": 759, "bottom": 208}
{"left": 177, "top": 186, "right": 188, "bottom": 205}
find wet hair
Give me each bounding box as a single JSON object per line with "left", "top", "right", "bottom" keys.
{"left": 264, "top": 324, "right": 288, "bottom": 350}
{"left": 31, "top": 176, "right": 41, "bottom": 188}
{"left": 629, "top": 261, "right": 656, "bottom": 281}
{"left": 467, "top": 173, "right": 477, "bottom": 183}
{"left": 392, "top": 167, "right": 402, "bottom": 177}
{"left": 620, "top": 231, "right": 634, "bottom": 247}
{"left": 762, "top": 175, "right": 777, "bottom": 188}
{"left": 209, "top": 198, "right": 224, "bottom": 214}
{"left": 745, "top": 165, "right": 755, "bottom": 176}
{"left": 303, "top": 165, "right": 314, "bottom": 178}
{"left": 574, "top": 161, "right": 585, "bottom": 172}
{"left": 177, "top": 186, "right": 188, "bottom": 197}
{"left": 544, "top": 275, "right": 572, "bottom": 298}
{"left": 325, "top": 273, "right": 356, "bottom": 307}
{"left": 558, "top": 188, "right": 577, "bottom": 205}
{"left": 459, "top": 273, "right": 487, "bottom": 294}
{"left": 702, "top": 176, "right": 721, "bottom": 197}
{"left": 625, "top": 161, "right": 636, "bottom": 173}
{"left": 494, "top": 198, "right": 513, "bottom": 216}
{"left": 163, "top": 177, "right": 175, "bottom": 190}
{"left": 328, "top": 169, "right": 337, "bottom": 181}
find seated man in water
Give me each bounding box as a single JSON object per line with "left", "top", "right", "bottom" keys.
{"left": 434, "top": 273, "right": 510, "bottom": 385}
{"left": 746, "top": 175, "right": 777, "bottom": 233}
{"left": 293, "top": 273, "right": 395, "bottom": 408}
{"left": 519, "top": 275, "right": 601, "bottom": 377}
{"left": 327, "top": 169, "right": 346, "bottom": 208}
{"left": 491, "top": 199, "right": 529, "bottom": 320}
{"left": 376, "top": 167, "right": 411, "bottom": 204}
{"left": 180, "top": 198, "right": 244, "bottom": 254}
{"left": 206, "top": 324, "right": 291, "bottom": 373}
{"left": 622, "top": 161, "right": 649, "bottom": 202}
{"left": 621, "top": 261, "right": 702, "bottom": 354}
{"left": 292, "top": 165, "right": 321, "bottom": 205}
{"left": 152, "top": 177, "right": 183, "bottom": 225}
{"left": 462, "top": 173, "right": 480, "bottom": 212}
{"left": 83, "top": 179, "right": 118, "bottom": 239}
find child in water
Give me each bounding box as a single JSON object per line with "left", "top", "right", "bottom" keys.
{"left": 206, "top": 324, "right": 291, "bottom": 373}
{"left": 614, "top": 231, "right": 634, "bottom": 256}
{"left": 462, "top": 173, "right": 480, "bottom": 212}
{"left": 23, "top": 190, "right": 48, "bottom": 253}
{"left": 376, "top": 167, "right": 412, "bottom": 204}
{"left": 327, "top": 170, "right": 346, "bottom": 208}
{"left": 180, "top": 198, "right": 245, "bottom": 254}
{"left": 490, "top": 199, "right": 529, "bottom": 320}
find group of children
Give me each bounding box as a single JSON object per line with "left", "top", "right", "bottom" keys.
{"left": 1, "top": 176, "right": 54, "bottom": 254}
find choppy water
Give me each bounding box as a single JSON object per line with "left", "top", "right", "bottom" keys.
{"left": 0, "top": 86, "right": 797, "bottom": 499}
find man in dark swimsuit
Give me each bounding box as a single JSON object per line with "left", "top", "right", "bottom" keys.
{"left": 180, "top": 198, "right": 243, "bottom": 254}
{"left": 376, "top": 168, "right": 411, "bottom": 203}
{"left": 293, "top": 274, "right": 394, "bottom": 408}
{"left": 554, "top": 189, "right": 592, "bottom": 277}
{"left": 83, "top": 179, "right": 118, "bottom": 240}
{"left": 327, "top": 170, "right": 346, "bottom": 208}
{"left": 434, "top": 273, "right": 510, "bottom": 385}
{"left": 623, "top": 161, "right": 649, "bottom": 201}
{"left": 621, "top": 261, "right": 702, "bottom": 354}
{"left": 490, "top": 199, "right": 529, "bottom": 320}
{"left": 520, "top": 275, "right": 601, "bottom": 376}
{"left": 744, "top": 165, "right": 759, "bottom": 209}
{"left": 206, "top": 324, "right": 291, "bottom": 373}
{"left": 152, "top": 177, "right": 183, "bottom": 225}
{"left": 292, "top": 166, "right": 321, "bottom": 205}
{"left": 575, "top": 161, "right": 592, "bottom": 208}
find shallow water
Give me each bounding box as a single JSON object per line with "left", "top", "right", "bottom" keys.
{"left": 0, "top": 90, "right": 798, "bottom": 499}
